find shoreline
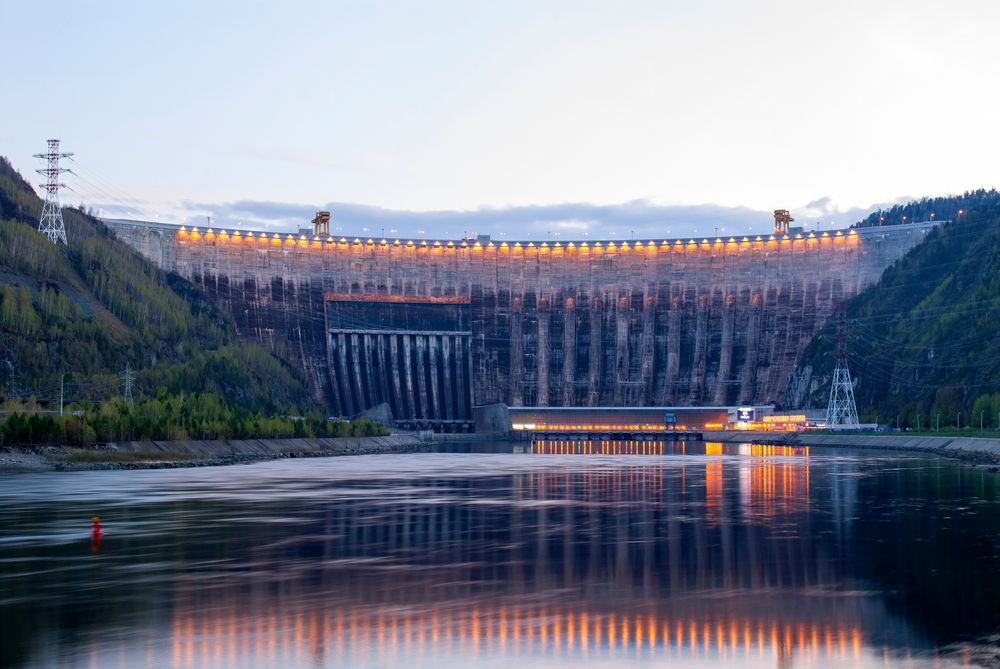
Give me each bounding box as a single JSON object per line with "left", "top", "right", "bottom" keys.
{"left": 8, "top": 431, "right": 1000, "bottom": 473}
{"left": 704, "top": 430, "right": 1000, "bottom": 467}
{"left": 800, "top": 432, "right": 1000, "bottom": 468}
{"left": 0, "top": 434, "right": 428, "bottom": 473}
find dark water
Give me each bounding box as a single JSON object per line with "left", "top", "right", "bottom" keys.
{"left": 3, "top": 441, "right": 1000, "bottom": 668}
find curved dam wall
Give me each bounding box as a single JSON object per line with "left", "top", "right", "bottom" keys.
{"left": 107, "top": 221, "right": 933, "bottom": 422}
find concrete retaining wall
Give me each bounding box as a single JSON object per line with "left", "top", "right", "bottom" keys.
{"left": 703, "top": 430, "right": 1000, "bottom": 459}
{"left": 473, "top": 403, "right": 513, "bottom": 437}
{"left": 797, "top": 433, "right": 1000, "bottom": 457}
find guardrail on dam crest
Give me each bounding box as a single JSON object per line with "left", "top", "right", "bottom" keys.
{"left": 106, "top": 221, "right": 934, "bottom": 420}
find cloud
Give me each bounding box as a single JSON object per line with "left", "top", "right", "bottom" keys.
{"left": 179, "top": 198, "right": 778, "bottom": 239}
{"left": 802, "top": 197, "right": 833, "bottom": 215}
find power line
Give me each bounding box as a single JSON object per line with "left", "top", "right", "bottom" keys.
{"left": 66, "top": 157, "right": 165, "bottom": 221}
{"left": 64, "top": 157, "right": 176, "bottom": 226}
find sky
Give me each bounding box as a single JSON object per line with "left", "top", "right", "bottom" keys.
{"left": 3, "top": 0, "right": 999, "bottom": 239}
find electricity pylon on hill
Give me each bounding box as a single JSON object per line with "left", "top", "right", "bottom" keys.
{"left": 34, "top": 139, "right": 72, "bottom": 245}
{"left": 121, "top": 362, "right": 134, "bottom": 408}
{"left": 826, "top": 305, "right": 860, "bottom": 426}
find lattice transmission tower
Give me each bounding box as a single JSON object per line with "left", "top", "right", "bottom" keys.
{"left": 34, "top": 139, "right": 72, "bottom": 245}
{"left": 121, "top": 361, "right": 134, "bottom": 408}
{"left": 826, "top": 304, "right": 859, "bottom": 426}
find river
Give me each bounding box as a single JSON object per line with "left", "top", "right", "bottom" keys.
{"left": 2, "top": 441, "right": 1000, "bottom": 668}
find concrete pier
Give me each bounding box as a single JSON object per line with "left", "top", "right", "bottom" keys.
{"left": 689, "top": 296, "right": 709, "bottom": 404}
{"left": 665, "top": 296, "right": 682, "bottom": 405}
{"left": 738, "top": 294, "right": 763, "bottom": 405}
{"left": 455, "top": 336, "right": 467, "bottom": 419}
{"left": 376, "top": 335, "right": 391, "bottom": 411}
{"left": 337, "top": 333, "right": 353, "bottom": 415}
{"left": 562, "top": 297, "right": 576, "bottom": 407}
{"left": 588, "top": 298, "right": 602, "bottom": 407}
{"left": 402, "top": 335, "right": 416, "bottom": 418}
{"left": 351, "top": 334, "right": 365, "bottom": 413}
{"left": 714, "top": 295, "right": 736, "bottom": 406}
{"left": 537, "top": 297, "right": 550, "bottom": 407}
{"left": 641, "top": 297, "right": 656, "bottom": 404}
{"left": 441, "top": 335, "right": 454, "bottom": 419}
{"left": 428, "top": 335, "right": 441, "bottom": 420}
{"left": 511, "top": 297, "right": 524, "bottom": 407}
{"left": 415, "top": 335, "right": 429, "bottom": 419}
{"left": 389, "top": 335, "right": 403, "bottom": 417}
{"left": 614, "top": 296, "right": 629, "bottom": 405}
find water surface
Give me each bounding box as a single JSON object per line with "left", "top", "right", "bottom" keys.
{"left": 3, "top": 441, "right": 1000, "bottom": 668}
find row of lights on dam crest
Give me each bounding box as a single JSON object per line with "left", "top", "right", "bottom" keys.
{"left": 176, "top": 227, "right": 855, "bottom": 247}
{"left": 174, "top": 208, "right": 870, "bottom": 249}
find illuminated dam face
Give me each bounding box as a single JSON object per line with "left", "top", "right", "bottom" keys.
{"left": 107, "top": 222, "right": 933, "bottom": 421}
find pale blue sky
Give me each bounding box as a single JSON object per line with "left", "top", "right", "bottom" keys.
{"left": 4, "top": 1, "right": 999, "bottom": 237}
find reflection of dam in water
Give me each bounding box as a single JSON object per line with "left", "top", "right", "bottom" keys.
{"left": 106, "top": 219, "right": 934, "bottom": 422}
{"left": 11, "top": 447, "right": 1000, "bottom": 668}
{"left": 44, "top": 452, "right": 931, "bottom": 669}
{"left": 159, "top": 589, "right": 890, "bottom": 667}
{"left": 12, "top": 448, "right": 998, "bottom": 669}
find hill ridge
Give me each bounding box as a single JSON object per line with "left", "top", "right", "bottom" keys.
{"left": 789, "top": 205, "right": 1000, "bottom": 428}
{"left": 0, "top": 155, "right": 310, "bottom": 413}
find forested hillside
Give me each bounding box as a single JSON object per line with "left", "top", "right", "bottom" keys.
{"left": 788, "top": 205, "right": 1000, "bottom": 429}
{"left": 856, "top": 188, "right": 1000, "bottom": 228}
{"left": 0, "top": 155, "right": 311, "bottom": 416}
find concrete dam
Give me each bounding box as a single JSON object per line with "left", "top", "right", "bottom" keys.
{"left": 107, "top": 220, "right": 933, "bottom": 427}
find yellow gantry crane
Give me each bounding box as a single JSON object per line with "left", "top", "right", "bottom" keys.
{"left": 773, "top": 209, "right": 794, "bottom": 235}
{"left": 313, "top": 211, "right": 331, "bottom": 236}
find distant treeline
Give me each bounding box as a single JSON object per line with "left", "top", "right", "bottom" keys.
{"left": 0, "top": 391, "right": 388, "bottom": 446}
{"left": 855, "top": 188, "right": 1000, "bottom": 228}
{"left": 873, "top": 388, "right": 1000, "bottom": 432}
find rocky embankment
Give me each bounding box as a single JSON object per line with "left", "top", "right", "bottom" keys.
{"left": 797, "top": 433, "right": 1000, "bottom": 468}
{"left": 0, "top": 434, "right": 425, "bottom": 472}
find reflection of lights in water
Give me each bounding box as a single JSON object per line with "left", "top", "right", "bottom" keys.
{"left": 161, "top": 593, "right": 881, "bottom": 665}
